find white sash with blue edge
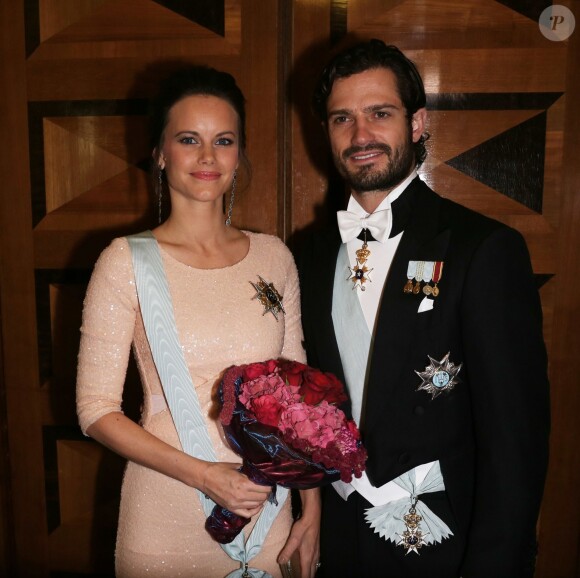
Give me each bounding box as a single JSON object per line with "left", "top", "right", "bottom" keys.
{"left": 127, "top": 231, "right": 288, "bottom": 578}
{"left": 331, "top": 244, "right": 452, "bottom": 546}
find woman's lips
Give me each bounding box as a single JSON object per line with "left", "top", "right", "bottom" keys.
{"left": 191, "top": 171, "right": 221, "bottom": 180}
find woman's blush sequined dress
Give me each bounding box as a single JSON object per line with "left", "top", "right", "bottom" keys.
{"left": 76, "top": 232, "right": 306, "bottom": 578}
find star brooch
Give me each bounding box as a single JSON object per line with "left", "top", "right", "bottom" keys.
{"left": 250, "top": 276, "right": 285, "bottom": 320}
{"left": 415, "top": 352, "right": 462, "bottom": 399}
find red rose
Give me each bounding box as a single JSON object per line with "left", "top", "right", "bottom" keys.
{"left": 346, "top": 419, "right": 360, "bottom": 440}
{"left": 300, "top": 370, "right": 348, "bottom": 406}
{"left": 242, "top": 359, "right": 279, "bottom": 381}
{"left": 277, "top": 360, "right": 308, "bottom": 387}
{"left": 249, "top": 395, "right": 284, "bottom": 427}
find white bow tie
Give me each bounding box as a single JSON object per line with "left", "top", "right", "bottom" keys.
{"left": 337, "top": 208, "right": 392, "bottom": 244}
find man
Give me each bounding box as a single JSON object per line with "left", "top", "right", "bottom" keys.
{"left": 299, "top": 39, "right": 550, "bottom": 578}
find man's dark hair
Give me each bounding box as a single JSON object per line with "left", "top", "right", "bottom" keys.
{"left": 312, "top": 39, "right": 428, "bottom": 166}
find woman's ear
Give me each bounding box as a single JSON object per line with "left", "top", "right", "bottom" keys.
{"left": 153, "top": 147, "right": 165, "bottom": 170}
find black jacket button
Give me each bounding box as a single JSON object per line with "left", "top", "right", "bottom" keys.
{"left": 398, "top": 452, "right": 410, "bottom": 464}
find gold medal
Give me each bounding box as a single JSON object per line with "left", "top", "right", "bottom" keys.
{"left": 404, "top": 260, "right": 417, "bottom": 293}
{"left": 347, "top": 231, "right": 373, "bottom": 291}
{"left": 431, "top": 261, "right": 444, "bottom": 298}
{"left": 397, "top": 499, "right": 428, "bottom": 555}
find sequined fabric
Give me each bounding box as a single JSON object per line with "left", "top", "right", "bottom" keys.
{"left": 77, "top": 232, "right": 306, "bottom": 577}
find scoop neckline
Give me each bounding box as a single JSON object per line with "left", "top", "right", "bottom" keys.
{"left": 156, "top": 230, "right": 253, "bottom": 272}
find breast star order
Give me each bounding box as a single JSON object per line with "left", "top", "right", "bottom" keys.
{"left": 250, "top": 276, "right": 285, "bottom": 320}
{"left": 415, "top": 352, "right": 462, "bottom": 399}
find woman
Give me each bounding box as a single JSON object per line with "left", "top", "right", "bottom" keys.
{"left": 76, "top": 66, "right": 320, "bottom": 577}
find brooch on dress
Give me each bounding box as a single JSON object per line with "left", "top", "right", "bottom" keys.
{"left": 415, "top": 352, "right": 462, "bottom": 399}
{"left": 250, "top": 276, "right": 285, "bottom": 320}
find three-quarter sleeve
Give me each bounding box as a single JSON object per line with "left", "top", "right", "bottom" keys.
{"left": 76, "top": 238, "right": 138, "bottom": 434}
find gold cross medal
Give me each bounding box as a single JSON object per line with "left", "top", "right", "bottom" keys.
{"left": 397, "top": 499, "right": 429, "bottom": 555}
{"left": 250, "top": 276, "right": 285, "bottom": 320}
{"left": 348, "top": 231, "right": 373, "bottom": 291}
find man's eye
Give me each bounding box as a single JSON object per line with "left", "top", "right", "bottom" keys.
{"left": 333, "top": 116, "right": 349, "bottom": 124}
{"left": 375, "top": 111, "right": 390, "bottom": 119}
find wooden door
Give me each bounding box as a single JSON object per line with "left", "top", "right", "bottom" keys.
{"left": 0, "top": 1, "right": 284, "bottom": 576}
{"left": 288, "top": 1, "right": 580, "bottom": 577}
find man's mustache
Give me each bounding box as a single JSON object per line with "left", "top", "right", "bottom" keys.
{"left": 342, "top": 143, "right": 392, "bottom": 161}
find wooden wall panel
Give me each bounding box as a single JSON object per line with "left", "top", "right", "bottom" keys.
{"left": 1, "top": 0, "right": 579, "bottom": 576}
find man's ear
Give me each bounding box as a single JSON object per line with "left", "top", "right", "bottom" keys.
{"left": 411, "top": 108, "right": 427, "bottom": 143}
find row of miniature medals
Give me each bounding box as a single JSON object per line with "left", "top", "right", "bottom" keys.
{"left": 403, "top": 259, "right": 444, "bottom": 297}
{"left": 348, "top": 229, "right": 444, "bottom": 296}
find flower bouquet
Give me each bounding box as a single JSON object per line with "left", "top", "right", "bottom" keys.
{"left": 205, "top": 358, "right": 367, "bottom": 544}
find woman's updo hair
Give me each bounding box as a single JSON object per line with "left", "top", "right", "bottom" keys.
{"left": 149, "top": 65, "right": 247, "bottom": 154}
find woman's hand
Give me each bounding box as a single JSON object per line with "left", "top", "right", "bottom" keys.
{"left": 278, "top": 488, "right": 321, "bottom": 578}
{"left": 199, "top": 461, "right": 272, "bottom": 518}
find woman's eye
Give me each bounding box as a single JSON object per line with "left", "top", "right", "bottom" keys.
{"left": 216, "top": 137, "right": 234, "bottom": 146}
{"left": 179, "top": 137, "right": 197, "bottom": 145}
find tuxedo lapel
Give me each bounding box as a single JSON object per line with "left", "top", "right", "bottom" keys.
{"left": 307, "top": 228, "right": 347, "bottom": 385}
{"left": 363, "top": 180, "right": 450, "bottom": 427}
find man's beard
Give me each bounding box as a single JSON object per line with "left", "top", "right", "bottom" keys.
{"left": 334, "top": 133, "right": 415, "bottom": 193}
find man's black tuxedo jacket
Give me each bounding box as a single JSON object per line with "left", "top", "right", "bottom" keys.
{"left": 299, "top": 177, "right": 550, "bottom": 577}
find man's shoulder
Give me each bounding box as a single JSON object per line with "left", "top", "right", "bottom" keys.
{"left": 416, "top": 179, "right": 509, "bottom": 237}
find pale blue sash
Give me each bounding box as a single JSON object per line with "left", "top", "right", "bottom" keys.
{"left": 331, "top": 244, "right": 452, "bottom": 545}
{"left": 331, "top": 245, "right": 371, "bottom": 425}
{"left": 127, "top": 231, "right": 287, "bottom": 578}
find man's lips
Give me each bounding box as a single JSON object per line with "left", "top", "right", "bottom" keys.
{"left": 349, "top": 150, "right": 384, "bottom": 162}
{"left": 191, "top": 171, "right": 221, "bottom": 180}
{"left": 343, "top": 143, "right": 391, "bottom": 164}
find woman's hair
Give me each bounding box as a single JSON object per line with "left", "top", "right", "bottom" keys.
{"left": 312, "top": 39, "right": 428, "bottom": 166}
{"left": 149, "top": 64, "right": 247, "bottom": 154}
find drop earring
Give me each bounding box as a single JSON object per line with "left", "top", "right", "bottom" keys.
{"left": 225, "top": 171, "right": 237, "bottom": 226}
{"left": 157, "top": 166, "right": 164, "bottom": 224}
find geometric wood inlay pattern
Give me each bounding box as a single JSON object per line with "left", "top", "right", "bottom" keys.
{"left": 446, "top": 112, "right": 547, "bottom": 213}
{"left": 427, "top": 92, "right": 564, "bottom": 213}
{"left": 28, "top": 100, "right": 149, "bottom": 226}
{"left": 494, "top": 0, "right": 552, "bottom": 22}
{"left": 152, "top": 0, "right": 225, "bottom": 36}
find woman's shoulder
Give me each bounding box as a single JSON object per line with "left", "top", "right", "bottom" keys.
{"left": 246, "top": 231, "right": 294, "bottom": 262}
{"left": 94, "top": 236, "right": 132, "bottom": 270}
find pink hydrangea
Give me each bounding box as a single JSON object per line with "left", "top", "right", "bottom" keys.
{"left": 239, "top": 373, "right": 301, "bottom": 410}
{"left": 279, "top": 401, "right": 346, "bottom": 449}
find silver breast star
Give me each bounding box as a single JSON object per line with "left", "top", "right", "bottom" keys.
{"left": 415, "top": 352, "right": 462, "bottom": 399}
